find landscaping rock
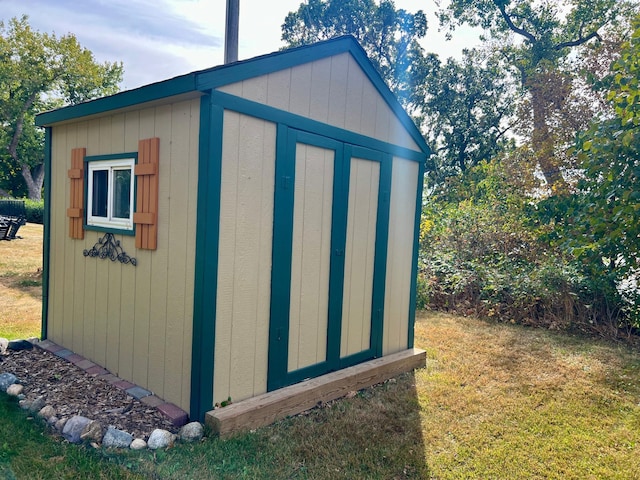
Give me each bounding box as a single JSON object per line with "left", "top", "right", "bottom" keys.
{"left": 26, "top": 337, "right": 39, "bottom": 345}
{"left": 147, "top": 429, "right": 175, "bottom": 449}
{"left": 6, "top": 383, "right": 23, "bottom": 397}
{"left": 179, "top": 422, "right": 204, "bottom": 443}
{"left": 0, "top": 338, "right": 8, "bottom": 355}
{"left": 28, "top": 396, "right": 46, "bottom": 414}
{"left": 55, "top": 417, "right": 68, "bottom": 432}
{"left": 130, "top": 438, "right": 147, "bottom": 450}
{"left": 62, "top": 415, "right": 92, "bottom": 443}
{"left": 8, "top": 340, "right": 33, "bottom": 351}
{"left": 37, "top": 405, "right": 56, "bottom": 420}
{"left": 0, "top": 373, "right": 17, "bottom": 391}
{"left": 48, "top": 416, "right": 59, "bottom": 426}
{"left": 18, "top": 399, "right": 30, "bottom": 410}
{"left": 80, "top": 420, "right": 104, "bottom": 443}
{"left": 102, "top": 426, "right": 134, "bottom": 449}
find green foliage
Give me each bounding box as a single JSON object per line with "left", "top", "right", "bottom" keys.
{"left": 420, "top": 160, "right": 629, "bottom": 335}
{"left": 281, "top": 0, "right": 435, "bottom": 110}
{"left": 424, "top": 48, "right": 519, "bottom": 180}
{"left": 438, "top": 0, "right": 639, "bottom": 191}
{"left": 24, "top": 198, "right": 43, "bottom": 224}
{"left": 0, "top": 15, "right": 123, "bottom": 199}
{"left": 538, "top": 16, "right": 640, "bottom": 328}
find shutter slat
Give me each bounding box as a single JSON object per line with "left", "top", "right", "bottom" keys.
{"left": 68, "top": 147, "right": 86, "bottom": 239}
{"left": 134, "top": 137, "right": 159, "bottom": 250}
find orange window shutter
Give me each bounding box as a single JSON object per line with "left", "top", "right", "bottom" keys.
{"left": 134, "top": 137, "right": 160, "bottom": 250}
{"left": 67, "top": 148, "right": 86, "bottom": 239}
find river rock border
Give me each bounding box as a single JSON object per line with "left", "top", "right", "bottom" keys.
{"left": 0, "top": 337, "right": 205, "bottom": 450}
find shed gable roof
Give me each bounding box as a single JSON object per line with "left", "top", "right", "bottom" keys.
{"left": 35, "top": 36, "right": 429, "bottom": 156}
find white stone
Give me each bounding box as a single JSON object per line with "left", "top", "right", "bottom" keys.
{"left": 38, "top": 405, "right": 56, "bottom": 420}
{"left": 55, "top": 417, "right": 68, "bottom": 432}
{"left": 130, "top": 438, "right": 147, "bottom": 450}
{"left": 6, "top": 383, "right": 24, "bottom": 396}
{"left": 0, "top": 337, "right": 8, "bottom": 355}
{"left": 178, "top": 422, "right": 204, "bottom": 443}
{"left": 147, "top": 429, "right": 176, "bottom": 449}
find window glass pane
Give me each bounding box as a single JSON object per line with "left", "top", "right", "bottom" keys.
{"left": 112, "top": 168, "right": 131, "bottom": 219}
{"left": 91, "top": 169, "right": 108, "bottom": 217}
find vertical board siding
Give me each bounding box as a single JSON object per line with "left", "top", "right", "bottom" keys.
{"left": 340, "top": 158, "right": 379, "bottom": 358}
{"left": 216, "top": 53, "right": 421, "bottom": 152}
{"left": 47, "top": 97, "right": 200, "bottom": 412}
{"left": 288, "top": 143, "right": 334, "bottom": 372}
{"left": 383, "top": 157, "right": 419, "bottom": 355}
{"left": 214, "top": 111, "right": 276, "bottom": 404}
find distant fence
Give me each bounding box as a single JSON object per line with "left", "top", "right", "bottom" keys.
{"left": 0, "top": 199, "right": 26, "bottom": 218}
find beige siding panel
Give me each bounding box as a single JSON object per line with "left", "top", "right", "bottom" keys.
{"left": 309, "top": 57, "right": 332, "bottom": 123}
{"left": 288, "top": 144, "right": 334, "bottom": 372}
{"left": 327, "top": 54, "right": 349, "bottom": 129}
{"left": 214, "top": 111, "right": 276, "bottom": 404}
{"left": 288, "top": 62, "right": 313, "bottom": 118}
{"left": 47, "top": 97, "right": 199, "bottom": 412}
{"left": 163, "top": 101, "right": 192, "bottom": 404}
{"left": 214, "top": 53, "right": 421, "bottom": 152}
{"left": 383, "top": 158, "right": 419, "bottom": 355}
{"left": 146, "top": 104, "right": 171, "bottom": 398}
{"left": 341, "top": 158, "right": 379, "bottom": 358}
{"left": 266, "top": 69, "right": 292, "bottom": 111}
{"left": 118, "top": 111, "right": 141, "bottom": 381}
{"left": 72, "top": 123, "right": 88, "bottom": 353}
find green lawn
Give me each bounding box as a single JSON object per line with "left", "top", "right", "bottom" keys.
{"left": 1, "top": 228, "right": 639, "bottom": 478}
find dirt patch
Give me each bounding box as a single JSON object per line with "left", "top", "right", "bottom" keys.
{"left": 0, "top": 346, "right": 178, "bottom": 439}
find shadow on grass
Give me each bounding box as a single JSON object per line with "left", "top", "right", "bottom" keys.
{"left": 115, "top": 373, "right": 429, "bottom": 479}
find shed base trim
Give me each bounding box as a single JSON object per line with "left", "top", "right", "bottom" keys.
{"left": 205, "top": 347, "right": 426, "bottom": 437}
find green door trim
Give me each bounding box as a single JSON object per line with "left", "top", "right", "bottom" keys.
{"left": 267, "top": 129, "right": 392, "bottom": 391}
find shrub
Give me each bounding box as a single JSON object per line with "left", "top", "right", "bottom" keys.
{"left": 420, "top": 159, "right": 632, "bottom": 338}
{"left": 24, "top": 199, "right": 44, "bottom": 224}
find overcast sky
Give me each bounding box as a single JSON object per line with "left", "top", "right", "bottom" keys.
{"left": 1, "top": 0, "right": 480, "bottom": 90}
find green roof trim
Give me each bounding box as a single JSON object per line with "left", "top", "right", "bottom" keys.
{"left": 35, "top": 36, "right": 429, "bottom": 157}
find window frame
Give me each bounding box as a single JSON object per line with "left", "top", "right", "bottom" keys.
{"left": 84, "top": 153, "right": 137, "bottom": 235}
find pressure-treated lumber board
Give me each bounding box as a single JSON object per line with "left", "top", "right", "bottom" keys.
{"left": 206, "top": 348, "right": 426, "bottom": 437}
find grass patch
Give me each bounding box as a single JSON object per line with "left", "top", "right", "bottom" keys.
{"left": 0, "top": 223, "right": 43, "bottom": 340}
{"left": 1, "top": 231, "right": 639, "bottom": 478}
{"left": 0, "top": 395, "right": 145, "bottom": 479}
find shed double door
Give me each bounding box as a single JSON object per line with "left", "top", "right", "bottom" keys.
{"left": 268, "top": 129, "right": 390, "bottom": 391}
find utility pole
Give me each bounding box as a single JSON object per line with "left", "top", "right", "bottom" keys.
{"left": 224, "top": 0, "right": 239, "bottom": 64}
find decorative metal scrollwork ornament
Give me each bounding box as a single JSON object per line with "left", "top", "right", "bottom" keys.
{"left": 83, "top": 233, "right": 137, "bottom": 266}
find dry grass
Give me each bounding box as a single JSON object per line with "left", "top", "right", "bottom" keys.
{"left": 0, "top": 223, "right": 43, "bottom": 339}
{"left": 415, "top": 311, "right": 640, "bottom": 479}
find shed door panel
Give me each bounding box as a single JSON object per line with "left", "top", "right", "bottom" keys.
{"left": 340, "top": 157, "right": 380, "bottom": 358}
{"left": 288, "top": 143, "right": 334, "bottom": 372}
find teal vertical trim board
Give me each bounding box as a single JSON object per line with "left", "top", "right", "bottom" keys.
{"left": 267, "top": 124, "right": 296, "bottom": 392}
{"left": 190, "top": 94, "right": 220, "bottom": 421}
{"left": 41, "top": 127, "right": 52, "bottom": 340}
{"left": 370, "top": 153, "right": 393, "bottom": 358}
{"left": 407, "top": 161, "right": 426, "bottom": 349}
{"left": 325, "top": 141, "right": 347, "bottom": 371}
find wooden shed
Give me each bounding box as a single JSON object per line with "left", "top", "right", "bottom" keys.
{"left": 35, "top": 36, "right": 429, "bottom": 428}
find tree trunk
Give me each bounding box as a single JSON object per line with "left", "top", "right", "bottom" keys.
{"left": 528, "top": 76, "right": 567, "bottom": 194}
{"left": 20, "top": 162, "right": 44, "bottom": 201}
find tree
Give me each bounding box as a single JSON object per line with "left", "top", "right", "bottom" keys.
{"left": 439, "top": 0, "right": 638, "bottom": 193}
{"left": 424, "top": 47, "right": 519, "bottom": 181}
{"left": 0, "top": 16, "right": 123, "bottom": 200}
{"left": 571, "top": 16, "right": 640, "bottom": 278}
{"left": 281, "top": 0, "right": 435, "bottom": 111}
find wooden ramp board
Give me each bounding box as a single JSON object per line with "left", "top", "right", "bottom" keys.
{"left": 206, "top": 348, "right": 426, "bottom": 437}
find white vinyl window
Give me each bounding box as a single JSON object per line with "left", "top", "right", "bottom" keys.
{"left": 87, "top": 158, "right": 135, "bottom": 231}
